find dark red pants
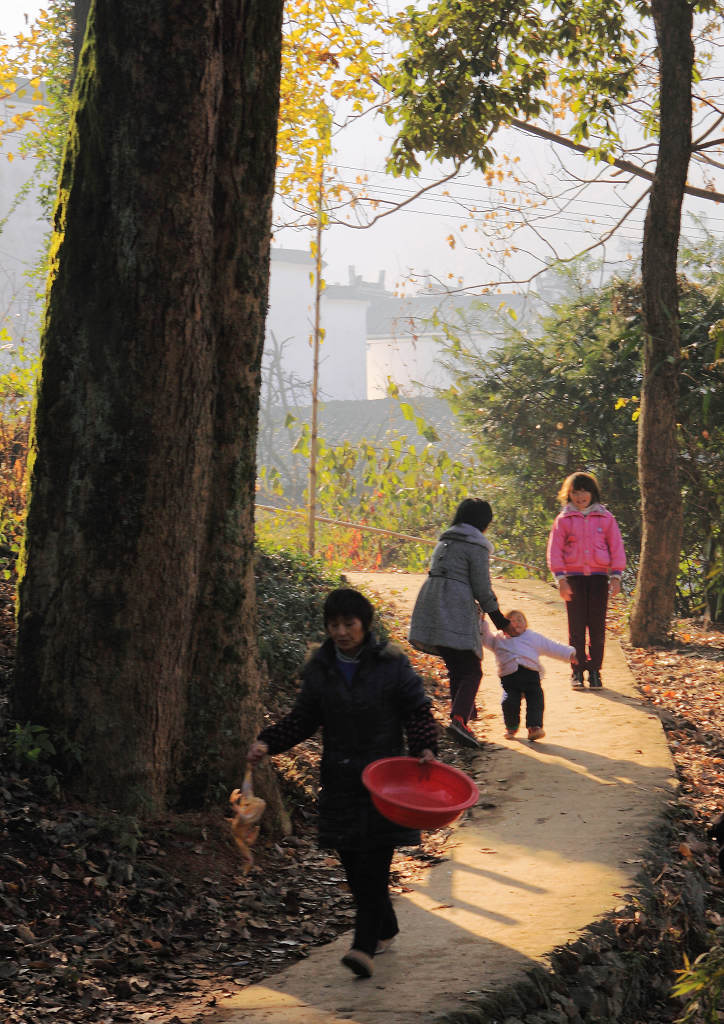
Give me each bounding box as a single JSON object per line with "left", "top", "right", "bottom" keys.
{"left": 437, "top": 646, "right": 482, "bottom": 723}
{"left": 566, "top": 575, "right": 609, "bottom": 671}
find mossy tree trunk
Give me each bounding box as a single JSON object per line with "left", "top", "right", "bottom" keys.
{"left": 629, "top": 0, "right": 691, "bottom": 646}
{"left": 14, "top": 0, "right": 284, "bottom": 816}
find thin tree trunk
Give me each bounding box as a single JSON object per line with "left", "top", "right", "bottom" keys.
{"left": 308, "top": 173, "right": 324, "bottom": 557}
{"left": 14, "top": 0, "right": 284, "bottom": 816}
{"left": 629, "top": 0, "right": 692, "bottom": 646}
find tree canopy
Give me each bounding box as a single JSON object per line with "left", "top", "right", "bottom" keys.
{"left": 384, "top": 0, "right": 641, "bottom": 176}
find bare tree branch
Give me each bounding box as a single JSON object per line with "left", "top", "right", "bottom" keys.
{"left": 338, "top": 165, "right": 463, "bottom": 228}
{"left": 510, "top": 118, "right": 724, "bottom": 203}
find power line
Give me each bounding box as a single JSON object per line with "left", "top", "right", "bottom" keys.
{"left": 326, "top": 167, "right": 724, "bottom": 227}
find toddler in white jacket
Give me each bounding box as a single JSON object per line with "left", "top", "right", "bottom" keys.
{"left": 480, "top": 611, "right": 577, "bottom": 742}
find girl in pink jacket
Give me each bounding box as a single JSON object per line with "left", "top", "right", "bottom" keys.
{"left": 546, "top": 472, "right": 626, "bottom": 690}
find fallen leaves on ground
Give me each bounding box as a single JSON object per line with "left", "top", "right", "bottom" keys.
{"left": 614, "top": 611, "right": 724, "bottom": 826}
{"left": 0, "top": 759, "right": 462, "bottom": 1024}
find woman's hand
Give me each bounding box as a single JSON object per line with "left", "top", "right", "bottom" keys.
{"left": 247, "top": 740, "right": 269, "bottom": 766}
{"left": 419, "top": 748, "right": 436, "bottom": 764}
{"left": 558, "top": 578, "right": 573, "bottom": 602}
{"left": 609, "top": 577, "right": 622, "bottom": 598}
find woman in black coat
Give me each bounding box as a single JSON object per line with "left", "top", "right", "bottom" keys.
{"left": 247, "top": 588, "right": 438, "bottom": 981}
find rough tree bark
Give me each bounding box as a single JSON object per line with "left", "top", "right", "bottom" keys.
{"left": 14, "top": 0, "right": 285, "bottom": 816}
{"left": 629, "top": 0, "right": 692, "bottom": 645}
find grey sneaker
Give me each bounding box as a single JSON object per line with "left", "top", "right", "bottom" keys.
{"left": 588, "top": 669, "right": 603, "bottom": 689}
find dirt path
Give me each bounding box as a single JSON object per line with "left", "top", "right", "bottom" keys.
{"left": 210, "top": 574, "right": 676, "bottom": 1024}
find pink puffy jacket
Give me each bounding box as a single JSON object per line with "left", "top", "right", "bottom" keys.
{"left": 546, "top": 504, "right": 626, "bottom": 579}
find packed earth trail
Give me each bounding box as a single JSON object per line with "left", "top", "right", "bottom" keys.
{"left": 206, "top": 574, "right": 676, "bottom": 1024}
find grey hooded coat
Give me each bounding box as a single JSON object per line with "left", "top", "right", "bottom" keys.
{"left": 408, "top": 523, "right": 502, "bottom": 658}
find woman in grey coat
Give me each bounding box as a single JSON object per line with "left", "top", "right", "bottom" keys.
{"left": 409, "top": 498, "right": 510, "bottom": 748}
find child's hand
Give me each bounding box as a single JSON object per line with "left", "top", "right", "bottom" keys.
{"left": 247, "top": 740, "right": 269, "bottom": 766}
{"left": 609, "top": 577, "right": 622, "bottom": 598}
{"left": 419, "top": 748, "right": 435, "bottom": 764}
{"left": 570, "top": 653, "right": 579, "bottom": 666}
{"left": 558, "top": 578, "right": 573, "bottom": 602}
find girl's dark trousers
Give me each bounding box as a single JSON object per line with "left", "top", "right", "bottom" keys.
{"left": 501, "top": 666, "right": 544, "bottom": 730}
{"left": 437, "top": 646, "right": 482, "bottom": 723}
{"left": 337, "top": 846, "right": 398, "bottom": 956}
{"left": 566, "top": 574, "right": 609, "bottom": 671}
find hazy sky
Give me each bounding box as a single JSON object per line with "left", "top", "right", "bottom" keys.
{"left": 3, "top": 1, "right": 722, "bottom": 296}
{"left": 2, "top": 0, "right": 37, "bottom": 40}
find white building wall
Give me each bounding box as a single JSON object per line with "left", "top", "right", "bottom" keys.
{"left": 264, "top": 249, "right": 369, "bottom": 402}
{"left": 264, "top": 254, "right": 317, "bottom": 391}
{"left": 319, "top": 295, "right": 368, "bottom": 401}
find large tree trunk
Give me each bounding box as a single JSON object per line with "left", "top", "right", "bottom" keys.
{"left": 629, "top": 0, "right": 692, "bottom": 646}
{"left": 14, "top": 0, "right": 284, "bottom": 816}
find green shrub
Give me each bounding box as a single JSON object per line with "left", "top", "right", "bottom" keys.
{"left": 254, "top": 542, "right": 343, "bottom": 708}
{"left": 672, "top": 934, "right": 724, "bottom": 1023}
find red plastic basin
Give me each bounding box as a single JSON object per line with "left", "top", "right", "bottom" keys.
{"left": 362, "top": 757, "right": 479, "bottom": 830}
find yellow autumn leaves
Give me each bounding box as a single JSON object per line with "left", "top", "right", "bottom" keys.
{"left": 2, "top": 2, "right": 396, "bottom": 218}
{"left": 277, "top": 0, "right": 395, "bottom": 219}
{"left": 0, "top": 12, "right": 57, "bottom": 161}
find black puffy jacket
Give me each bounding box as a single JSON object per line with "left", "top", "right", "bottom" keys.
{"left": 264, "top": 634, "right": 432, "bottom": 850}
